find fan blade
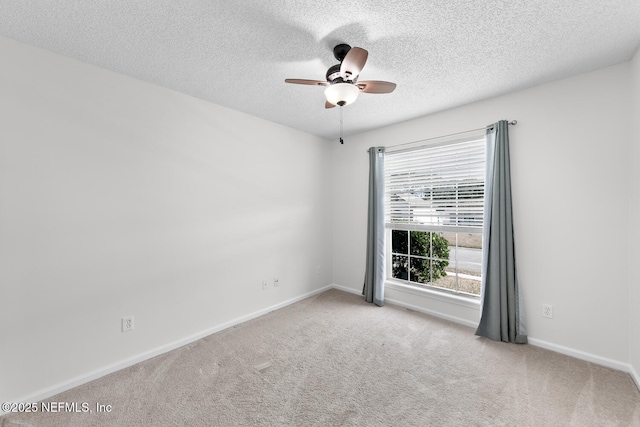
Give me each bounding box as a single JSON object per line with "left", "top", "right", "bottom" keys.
{"left": 340, "top": 47, "right": 368, "bottom": 80}
{"left": 357, "top": 80, "right": 397, "bottom": 94}
{"left": 325, "top": 101, "right": 336, "bottom": 109}
{"left": 285, "top": 78, "right": 328, "bottom": 86}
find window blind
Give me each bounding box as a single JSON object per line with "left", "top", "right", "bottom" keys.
{"left": 385, "top": 136, "right": 486, "bottom": 233}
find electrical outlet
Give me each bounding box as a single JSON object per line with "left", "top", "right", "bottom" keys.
{"left": 122, "top": 315, "right": 134, "bottom": 332}
{"left": 542, "top": 304, "right": 553, "bottom": 318}
{"left": 262, "top": 279, "right": 268, "bottom": 290}
{"left": 273, "top": 277, "right": 279, "bottom": 287}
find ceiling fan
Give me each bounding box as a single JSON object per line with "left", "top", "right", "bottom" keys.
{"left": 285, "top": 44, "right": 396, "bottom": 109}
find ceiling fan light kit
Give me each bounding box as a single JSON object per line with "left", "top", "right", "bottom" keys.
{"left": 324, "top": 83, "right": 360, "bottom": 106}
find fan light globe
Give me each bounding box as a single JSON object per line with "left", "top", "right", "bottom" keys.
{"left": 324, "top": 83, "right": 360, "bottom": 106}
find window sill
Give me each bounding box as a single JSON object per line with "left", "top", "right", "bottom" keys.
{"left": 385, "top": 279, "right": 481, "bottom": 310}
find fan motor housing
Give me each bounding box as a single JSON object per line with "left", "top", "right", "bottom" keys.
{"left": 326, "top": 64, "right": 357, "bottom": 84}
{"left": 325, "top": 64, "right": 342, "bottom": 83}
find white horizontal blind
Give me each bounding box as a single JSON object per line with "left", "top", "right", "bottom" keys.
{"left": 385, "top": 136, "right": 486, "bottom": 233}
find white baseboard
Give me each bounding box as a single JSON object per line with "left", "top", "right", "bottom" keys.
{"left": 383, "top": 296, "right": 479, "bottom": 329}
{"left": 529, "top": 338, "right": 640, "bottom": 392}
{"left": 527, "top": 337, "right": 636, "bottom": 378}
{"left": 331, "top": 283, "right": 361, "bottom": 296}
{"left": 332, "top": 282, "right": 480, "bottom": 329}
{"left": 630, "top": 364, "right": 640, "bottom": 391}
{"left": 3, "top": 285, "right": 333, "bottom": 414}
{"left": 331, "top": 283, "right": 475, "bottom": 328}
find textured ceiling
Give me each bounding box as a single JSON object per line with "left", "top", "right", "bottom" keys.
{"left": 1, "top": 1, "right": 639, "bottom": 140}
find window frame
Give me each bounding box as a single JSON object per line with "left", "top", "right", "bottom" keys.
{"left": 384, "top": 134, "right": 486, "bottom": 298}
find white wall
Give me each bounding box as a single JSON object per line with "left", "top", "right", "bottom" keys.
{"left": 0, "top": 36, "right": 333, "bottom": 403}
{"left": 629, "top": 47, "right": 640, "bottom": 385}
{"left": 332, "top": 62, "right": 632, "bottom": 365}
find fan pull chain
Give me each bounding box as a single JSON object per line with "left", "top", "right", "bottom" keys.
{"left": 339, "top": 106, "right": 344, "bottom": 144}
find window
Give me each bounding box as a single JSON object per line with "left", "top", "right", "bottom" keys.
{"left": 385, "top": 135, "right": 486, "bottom": 296}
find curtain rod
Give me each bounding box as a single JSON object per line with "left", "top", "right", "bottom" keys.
{"left": 368, "top": 120, "right": 517, "bottom": 152}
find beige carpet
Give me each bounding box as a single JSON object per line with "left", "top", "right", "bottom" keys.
{"left": 2, "top": 289, "right": 639, "bottom": 426}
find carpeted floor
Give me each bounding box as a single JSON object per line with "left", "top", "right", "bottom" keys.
{"left": 2, "top": 289, "right": 639, "bottom": 426}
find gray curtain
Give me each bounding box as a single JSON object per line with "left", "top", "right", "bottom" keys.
{"left": 475, "top": 121, "right": 527, "bottom": 343}
{"left": 363, "top": 147, "right": 385, "bottom": 306}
